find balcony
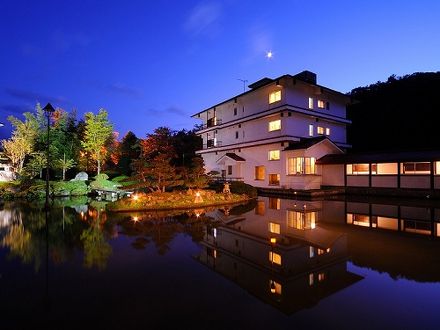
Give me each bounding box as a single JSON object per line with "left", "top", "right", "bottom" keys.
{"left": 204, "top": 139, "right": 222, "bottom": 149}
{"left": 197, "top": 117, "right": 223, "bottom": 131}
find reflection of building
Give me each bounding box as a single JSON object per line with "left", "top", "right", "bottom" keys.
{"left": 0, "top": 154, "right": 15, "bottom": 182}
{"left": 197, "top": 197, "right": 362, "bottom": 314}
{"left": 192, "top": 71, "right": 350, "bottom": 189}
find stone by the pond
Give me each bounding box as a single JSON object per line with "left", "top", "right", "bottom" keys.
{"left": 72, "top": 172, "right": 88, "bottom": 181}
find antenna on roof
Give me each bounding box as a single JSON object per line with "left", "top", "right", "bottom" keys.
{"left": 237, "top": 79, "right": 248, "bottom": 93}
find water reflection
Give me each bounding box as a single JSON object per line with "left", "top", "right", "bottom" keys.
{"left": 197, "top": 199, "right": 363, "bottom": 314}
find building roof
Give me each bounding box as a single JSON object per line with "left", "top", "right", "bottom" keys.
{"left": 317, "top": 150, "right": 440, "bottom": 164}
{"left": 216, "top": 153, "right": 246, "bottom": 164}
{"left": 191, "top": 70, "right": 352, "bottom": 118}
{"left": 283, "top": 136, "right": 328, "bottom": 151}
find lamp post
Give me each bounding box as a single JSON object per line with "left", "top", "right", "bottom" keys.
{"left": 42, "top": 103, "right": 55, "bottom": 209}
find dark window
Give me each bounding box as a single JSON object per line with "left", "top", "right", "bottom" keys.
{"left": 235, "top": 131, "right": 239, "bottom": 139}
{"left": 281, "top": 113, "right": 284, "bottom": 117}
{"left": 288, "top": 112, "right": 292, "bottom": 116}
{"left": 238, "top": 124, "right": 241, "bottom": 128}
{"left": 228, "top": 165, "right": 232, "bottom": 175}
{"left": 326, "top": 102, "right": 330, "bottom": 110}
{"left": 234, "top": 108, "right": 237, "bottom": 115}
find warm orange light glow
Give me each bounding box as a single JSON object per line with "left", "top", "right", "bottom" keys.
{"left": 270, "top": 281, "right": 276, "bottom": 293}
{"left": 133, "top": 194, "right": 139, "bottom": 201}
{"left": 270, "top": 237, "right": 277, "bottom": 244}
{"left": 195, "top": 191, "right": 201, "bottom": 197}
{"left": 132, "top": 216, "right": 139, "bottom": 222}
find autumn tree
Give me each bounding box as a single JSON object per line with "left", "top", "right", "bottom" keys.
{"left": 1, "top": 112, "right": 39, "bottom": 174}
{"left": 81, "top": 109, "right": 113, "bottom": 175}
{"left": 133, "top": 127, "right": 182, "bottom": 192}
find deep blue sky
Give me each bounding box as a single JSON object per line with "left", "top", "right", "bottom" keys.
{"left": 1, "top": 0, "right": 439, "bottom": 140}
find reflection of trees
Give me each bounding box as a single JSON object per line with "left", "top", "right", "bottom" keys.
{"left": 116, "top": 211, "right": 211, "bottom": 255}
{"left": 2, "top": 224, "right": 39, "bottom": 269}
{"left": 80, "top": 207, "right": 112, "bottom": 270}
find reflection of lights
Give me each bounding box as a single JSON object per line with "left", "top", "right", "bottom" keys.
{"left": 270, "top": 280, "right": 276, "bottom": 294}
{"left": 311, "top": 222, "right": 316, "bottom": 229}
{"left": 133, "top": 194, "right": 139, "bottom": 201}
{"left": 132, "top": 216, "right": 139, "bottom": 222}
{"left": 195, "top": 212, "right": 201, "bottom": 218}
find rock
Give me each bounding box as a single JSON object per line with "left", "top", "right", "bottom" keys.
{"left": 73, "top": 172, "right": 88, "bottom": 181}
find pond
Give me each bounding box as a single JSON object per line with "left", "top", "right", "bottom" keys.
{"left": 1, "top": 195, "right": 440, "bottom": 329}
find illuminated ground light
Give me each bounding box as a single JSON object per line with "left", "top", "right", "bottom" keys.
{"left": 132, "top": 216, "right": 140, "bottom": 223}
{"left": 132, "top": 194, "right": 139, "bottom": 201}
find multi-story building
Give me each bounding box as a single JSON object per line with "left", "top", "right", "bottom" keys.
{"left": 192, "top": 70, "right": 352, "bottom": 189}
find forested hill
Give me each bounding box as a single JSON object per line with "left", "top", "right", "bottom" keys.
{"left": 347, "top": 72, "right": 440, "bottom": 152}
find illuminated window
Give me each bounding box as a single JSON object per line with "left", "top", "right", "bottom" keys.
{"left": 269, "top": 251, "right": 282, "bottom": 265}
{"left": 269, "top": 198, "right": 280, "bottom": 210}
{"left": 309, "top": 124, "right": 314, "bottom": 137}
{"left": 318, "top": 272, "right": 326, "bottom": 282}
{"left": 318, "top": 100, "right": 325, "bottom": 108}
{"left": 287, "top": 210, "right": 316, "bottom": 230}
{"left": 269, "top": 90, "right": 281, "bottom": 104}
{"left": 287, "top": 157, "right": 316, "bottom": 175}
{"left": 317, "top": 248, "right": 325, "bottom": 255}
{"left": 268, "top": 119, "right": 281, "bottom": 131}
{"left": 436, "top": 161, "right": 440, "bottom": 175}
{"left": 309, "top": 273, "right": 314, "bottom": 286}
{"left": 269, "top": 222, "right": 281, "bottom": 234}
{"left": 213, "top": 228, "right": 217, "bottom": 238}
{"left": 268, "top": 150, "right": 280, "bottom": 160}
{"left": 269, "top": 280, "right": 282, "bottom": 295}
{"left": 346, "top": 163, "right": 376, "bottom": 175}
{"left": 372, "top": 163, "right": 398, "bottom": 175}
{"left": 255, "top": 200, "right": 265, "bottom": 215}
{"left": 347, "top": 213, "right": 373, "bottom": 227}
{"left": 317, "top": 126, "right": 324, "bottom": 135}
{"left": 255, "top": 166, "right": 265, "bottom": 180}
{"left": 269, "top": 174, "right": 280, "bottom": 185}
{"left": 309, "top": 246, "right": 315, "bottom": 258}
{"left": 401, "top": 162, "right": 431, "bottom": 174}
{"left": 325, "top": 127, "right": 330, "bottom": 135}
{"left": 308, "top": 97, "right": 314, "bottom": 109}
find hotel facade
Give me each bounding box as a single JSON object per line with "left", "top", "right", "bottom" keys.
{"left": 193, "top": 71, "right": 440, "bottom": 194}
{"left": 192, "top": 71, "right": 351, "bottom": 190}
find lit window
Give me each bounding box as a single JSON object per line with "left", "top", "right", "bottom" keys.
{"left": 269, "top": 222, "right": 281, "bottom": 234}
{"left": 269, "top": 198, "right": 280, "bottom": 209}
{"left": 309, "top": 124, "right": 314, "bottom": 137}
{"left": 268, "top": 150, "right": 280, "bottom": 160}
{"left": 269, "top": 251, "right": 282, "bottom": 265}
{"left": 287, "top": 210, "right": 316, "bottom": 230}
{"left": 401, "top": 162, "right": 431, "bottom": 174}
{"left": 318, "top": 100, "right": 325, "bottom": 108}
{"left": 255, "top": 200, "right": 265, "bottom": 215}
{"left": 269, "top": 174, "right": 280, "bottom": 185}
{"left": 287, "top": 157, "right": 316, "bottom": 175}
{"left": 213, "top": 228, "right": 217, "bottom": 238}
{"left": 308, "top": 97, "right": 314, "bottom": 109}
{"left": 269, "top": 280, "right": 282, "bottom": 295}
{"left": 347, "top": 213, "right": 372, "bottom": 227}
{"left": 309, "top": 273, "right": 314, "bottom": 286}
{"left": 325, "top": 127, "right": 330, "bottom": 135}
{"left": 436, "top": 161, "right": 440, "bottom": 175}
{"left": 318, "top": 272, "right": 326, "bottom": 282}
{"left": 373, "top": 163, "right": 398, "bottom": 175}
{"left": 317, "top": 126, "right": 324, "bottom": 135}
{"left": 269, "top": 90, "right": 281, "bottom": 104}
{"left": 268, "top": 119, "right": 281, "bottom": 131}
{"left": 255, "top": 166, "right": 265, "bottom": 180}
{"left": 309, "top": 246, "right": 315, "bottom": 258}
{"left": 346, "top": 163, "right": 373, "bottom": 175}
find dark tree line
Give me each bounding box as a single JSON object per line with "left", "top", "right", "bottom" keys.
{"left": 347, "top": 72, "right": 440, "bottom": 152}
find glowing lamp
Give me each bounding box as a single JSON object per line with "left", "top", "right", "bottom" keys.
{"left": 270, "top": 237, "right": 277, "bottom": 244}
{"left": 133, "top": 194, "right": 139, "bottom": 201}
{"left": 132, "top": 216, "right": 139, "bottom": 222}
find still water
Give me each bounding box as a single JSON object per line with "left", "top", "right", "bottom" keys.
{"left": 1, "top": 195, "right": 440, "bottom": 329}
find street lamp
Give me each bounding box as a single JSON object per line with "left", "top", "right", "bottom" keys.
{"left": 42, "top": 103, "right": 55, "bottom": 209}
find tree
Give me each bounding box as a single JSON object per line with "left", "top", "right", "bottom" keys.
{"left": 132, "top": 127, "right": 182, "bottom": 192}
{"left": 118, "top": 131, "right": 140, "bottom": 175}
{"left": 81, "top": 109, "right": 113, "bottom": 175}
{"left": 54, "top": 153, "right": 76, "bottom": 181}
{"left": 185, "top": 156, "right": 209, "bottom": 189}
{"left": 24, "top": 152, "right": 46, "bottom": 178}
{"left": 1, "top": 112, "right": 39, "bottom": 174}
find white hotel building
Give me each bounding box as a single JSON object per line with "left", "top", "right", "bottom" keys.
{"left": 192, "top": 71, "right": 352, "bottom": 190}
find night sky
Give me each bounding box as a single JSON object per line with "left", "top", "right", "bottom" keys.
{"left": 1, "top": 0, "right": 439, "bottom": 140}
